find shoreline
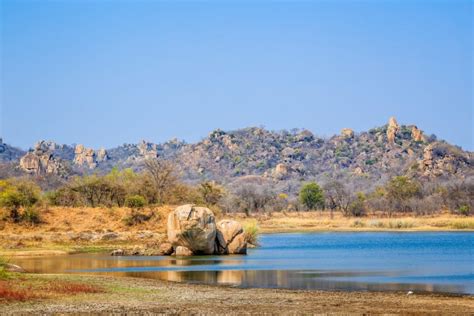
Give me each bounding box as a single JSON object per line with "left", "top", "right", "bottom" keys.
{"left": 1, "top": 227, "right": 474, "bottom": 257}
{"left": 1, "top": 273, "right": 473, "bottom": 314}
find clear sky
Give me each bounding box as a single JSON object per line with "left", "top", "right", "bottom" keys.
{"left": 1, "top": 0, "right": 472, "bottom": 150}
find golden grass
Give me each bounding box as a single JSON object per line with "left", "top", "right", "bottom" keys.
{"left": 0, "top": 207, "right": 473, "bottom": 256}
{"left": 232, "top": 212, "right": 474, "bottom": 233}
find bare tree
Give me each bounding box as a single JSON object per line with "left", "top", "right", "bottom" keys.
{"left": 323, "top": 180, "right": 351, "bottom": 217}
{"left": 143, "top": 158, "right": 178, "bottom": 204}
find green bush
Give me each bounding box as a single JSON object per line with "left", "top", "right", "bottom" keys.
{"left": 124, "top": 195, "right": 146, "bottom": 209}
{"left": 299, "top": 182, "right": 325, "bottom": 210}
{"left": 243, "top": 220, "right": 259, "bottom": 246}
{"left": 22, "top": 207, "right": 41, "bottom": 225}
{"left": 123, "top": 210, "right": 153, "bottom": 226}
{"left": 0, "top": 179, "right": 40, "bottom": 222}
{"left": 458, "top": 205, "right": 470, "bottom": 216}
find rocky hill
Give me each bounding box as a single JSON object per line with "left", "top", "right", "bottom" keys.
{"left": 1, "top": 117, "right": 472, "bottom": 193}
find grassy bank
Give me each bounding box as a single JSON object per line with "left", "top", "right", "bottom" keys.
{"left": 1, "top": 272, "right": 473, "bottom": 314}
{"left": 0, "top": 206, "right": 473, "bottom": 256}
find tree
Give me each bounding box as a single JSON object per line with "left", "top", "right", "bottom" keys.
{"left": 299, "top": 182, "right": 324, "bottom": 210}
{"left": 323, "top": 180, "right": 351, "bottom": 217}
{"left": 199, "top": 181, "right": 225, "bottom": 206}
{"left": 385, "top": 176, "right": 421, "bottom": 213}
{"left": 0, "top": 179, "right": 40, "bottom": 222}
{"left": 143, "top": 158, "right": 178, "bottom": 204}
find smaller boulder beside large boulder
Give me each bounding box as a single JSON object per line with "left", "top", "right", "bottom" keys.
{"left": 216, "top": 220, "right": 247, "bottom": 255}
{"left": 167, "top": 205, "right": 248, "bottom": 256}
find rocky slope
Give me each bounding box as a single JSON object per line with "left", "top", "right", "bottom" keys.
{"left": 1, "top": 117, "right": 472, "bottom": 193}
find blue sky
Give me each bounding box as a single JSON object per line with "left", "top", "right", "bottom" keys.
{"left": 1, "top": 0, "right": 472, "bottom": 150}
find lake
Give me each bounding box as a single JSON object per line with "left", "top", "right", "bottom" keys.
{"left": 12, "top": 232, "right": 474, "bottom": 294}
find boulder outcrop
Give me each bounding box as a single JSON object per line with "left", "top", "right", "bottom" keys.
{"left": 216, "top": 220, "right": 247, "bottom": 254}
{"left": 341, "top": 128, "right": 354, "bottom": 139}
{"left": 387, "top": 117, "right": 399, "bottom": 144}
{"left": 74, "top": 144, "right": 97, "bottom": 169}
{"left": 19, "top": 141, "right": 64, "bottom": 175}
{"left": 167, "top": 205, "right": 247, "bottom": 256}
{"left": 167, "top": 204, "right": 217, "bottom": 255}
{"left": 411, "top": 126, "right": 425, "bottom": 142}
{"left": 273, "top": 163, "right": 289, "bottom": 179}
{"left": 138, "top": 140, "right": 158, "bottom": 159}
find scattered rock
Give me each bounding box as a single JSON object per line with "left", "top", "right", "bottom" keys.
{"left": 158, "top": 242, "right": 174, "bottom": 255}
{"left": 101, "top": 232, "right": 120, "bottom": 241}
{"left": 175, "top": 246, "right": 193, "bottom": 256}
{"left": 4, "top": 263, "right": 26, "bottom": 273}
{"left": 110, "top": 249, "right": 125, "bottom": 256}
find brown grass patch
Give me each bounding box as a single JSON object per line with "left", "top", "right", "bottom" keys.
{"left": 0, "top": 281, "right": 39, "bottom": 302}
{"left": 40, "top": 281, "right": 104, "bottom": 294}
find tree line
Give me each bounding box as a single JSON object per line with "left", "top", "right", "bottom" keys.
{"left": 0, "top": 158, "right": 472, "bottom": 225}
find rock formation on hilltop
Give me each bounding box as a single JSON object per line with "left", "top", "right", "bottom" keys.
{"left": 2, "top": 117, "right": 472, "bottom": 193}
{"left": 19, "top": 141, "right": 67, "bottom": 175}
{"left": 386, "top": 117, "right": 400, "bottom": 144}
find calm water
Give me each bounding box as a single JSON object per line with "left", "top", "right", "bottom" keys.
{"left": 12, "top": 232, "right": 474, "bottom": 294}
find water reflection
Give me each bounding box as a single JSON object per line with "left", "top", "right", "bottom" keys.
{"left": 11, "top": 232, "right": 474, "bottom": 295}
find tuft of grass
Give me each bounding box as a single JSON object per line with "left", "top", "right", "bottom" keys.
{"left": 449, "top": 219, "right": 474, "bottom": 229}
{"left": 40, "top": 281, "right": 104, "bottom": 294}
{"left": 387, "top": 220, "right": 415, "bottom": 229}
{"left": 351, "top": 220, "right": 365, "bottom": 228}
{"left": 243, "top": 220, "right": 259, "bottom": 246}
{"left": 0, "top": 281, "right": 38, "bottom": 301}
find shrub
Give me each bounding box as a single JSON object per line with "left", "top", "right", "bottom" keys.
{"left": 243, "top": 220, "right": 259, "bottom": 246}
{"left": 124, "top": 195, "right": 146, "bottom": 209}
{"left": 0, "top": 256, "right": 8, "bottom": 279}
{"left": 299, "top": 182, "right": 325, "bottom": 210}
{"left": 123, "top": 209, "right": 153, "bottom": 226}
{"left": 199, "top": 181, "right": 226, "bottom": 206}
{"left": 348, "top": 192, "right": 366, "bottom": 217}
{"left": 22, "top": 207, "right": 41, "bottom": 225}
{"left": 458, "top": 205, "right": 470, "bottom": 216}
{"left": 0, "top": 179, "right": 40, "bottom": 222}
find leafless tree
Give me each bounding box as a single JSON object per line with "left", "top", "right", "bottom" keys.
{"left": 143, "top": 158, "right": 178, "bottom": 204}
{"left": 323, "top": 180, "right": 352, "bottom": 217}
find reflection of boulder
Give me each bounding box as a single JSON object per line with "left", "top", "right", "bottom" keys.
{"left": 167, "top": 204, "right": 217, "bottom": 255}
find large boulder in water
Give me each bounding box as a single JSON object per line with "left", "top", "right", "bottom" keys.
{"left": 216, "top": 219, "right": 247, "bottom": 255}
{"left": 167, "top": 204, "right": 217, "bottom": 255}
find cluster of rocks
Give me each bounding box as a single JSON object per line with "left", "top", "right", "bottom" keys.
{"left": 167, "top": 204, "right": 247, "bottom": 256}
{"left": 418, "top": 143, "right": 473, "bottom": 178}
{"left": 74, "top": 144, "right": 108, "bottom": 169}
{"left": 138, "top": 140, "right": 159, "bottom": 159}
{"left": 6, "top": 117, "right": 472, "bottom": 192}
{"left": 19, "top": 141, "right": 66, "bottom": 175}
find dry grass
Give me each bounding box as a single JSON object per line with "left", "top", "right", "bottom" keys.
{"left": 231, "top": 211, "right": 474, "bottom": 233}
{"left": 0, "top": 277, "right": 104, "bottom": 302}
{"left": 0, "top": 207, "right": 473, "bottom": 256}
